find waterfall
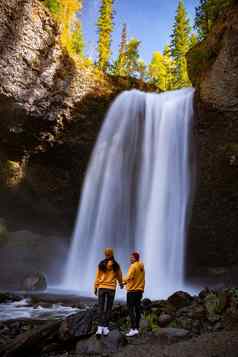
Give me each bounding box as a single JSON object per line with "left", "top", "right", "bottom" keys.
{"left": 63, "top": 87, "right": 194, "bottom": 299}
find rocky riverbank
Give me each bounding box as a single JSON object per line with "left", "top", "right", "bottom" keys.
{"left": 0, "top": 288, "right": 237, "bottom": 356}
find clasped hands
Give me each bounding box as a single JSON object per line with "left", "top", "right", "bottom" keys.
{"left": 94, "top": 283, "right": 125, "bottom": 296}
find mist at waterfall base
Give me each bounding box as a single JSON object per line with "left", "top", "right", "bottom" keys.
{"left": 62, "top": 88, "right": 196, "bottom": 300}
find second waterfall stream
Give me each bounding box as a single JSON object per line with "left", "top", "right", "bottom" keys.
{"left": 63, "top": 87, "right": 195, "bottom": 299}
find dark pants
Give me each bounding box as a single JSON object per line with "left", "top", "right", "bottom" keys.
{"left": 127, "top": 291, "right": 143, "bottom": 330}
{"left": 98, "top": 288, "right": 115, "bottom": 327}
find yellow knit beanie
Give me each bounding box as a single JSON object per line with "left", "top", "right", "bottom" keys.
{"left": 104, "top": 247, "right": 114, "bottom": 258}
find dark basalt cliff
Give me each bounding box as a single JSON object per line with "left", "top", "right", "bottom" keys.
{"left": 0, "top": 0, "right": 155, "bottom": 234}
{"left": 187, "top": 5, "right": 238, "bottom": 276}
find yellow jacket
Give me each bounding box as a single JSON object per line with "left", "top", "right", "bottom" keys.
{"left": 124, "top": 261, "right": 145, "bottom": 292}
{"left": 94, "top": 260, "right": 123, "bottom": 290}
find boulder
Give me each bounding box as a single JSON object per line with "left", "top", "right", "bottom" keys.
{"left": 154, "top": 327, "right": 190, "bottom": 343}
{"left": 22, "top": 272, "right": 47, "bottom": 291}
{"left": 59, "top": 308, "right": 96, "bottom": 341}
{"left": 75, "top": 329, "right": 127, "bottom": 355}
{"left": 158, "top": 313, "right": 173, "bottom": 327}
{"left": 168, "top": 291, "right": 192, "bottom": 310}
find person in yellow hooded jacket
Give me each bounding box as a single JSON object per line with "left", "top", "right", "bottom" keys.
{"left": 94, "top": 248, "right": 123, "bottom": 336}
{"left": 123, "top": 251, "right": 145, "bottom": 337}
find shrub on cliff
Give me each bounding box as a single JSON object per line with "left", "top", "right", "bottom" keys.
{"left": 195, "top": 0, "right": 236, "bottom": 39}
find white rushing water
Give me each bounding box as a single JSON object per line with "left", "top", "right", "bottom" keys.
{"left": 63, "top": 88, "right": 195, "bottom": 299}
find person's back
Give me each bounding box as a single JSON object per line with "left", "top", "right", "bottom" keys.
{"left": 123, "top": 252, "right": 145, "bottom": 337}
{"left": 94, "top": 248, "right": 123, "bottom": 337}
{"left": 125, "top": 260, "right": 145, "bottom": 292}
{"left": 95, "top": 259, "right": 122, "bottom": 290}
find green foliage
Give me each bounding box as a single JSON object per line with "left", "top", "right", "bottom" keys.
{"left": 148, "top": 46, "right": 175, "bottom": 91}
{"left": 124, "top": 38, "right": 141, "bottom": 76}
{"left": 190, "top": 33, "right": 198, "bottom": 48}
{"left": 148, "top": 51, "right": 167, "bottom": 91}
{"left": 70, "top": 20, "right": 84, "bottom": 56}
{"left": 97, "top": 0, "right": 114, "bottom": 71}
{"left": 143, "top": 311, "right": 159, "bottom": 332}
{"left": 113, "top": 23, "right": 128, "bottom": 76}
{"left": 112, "top": 36, "right": 144, "bottom": 78}
{"left": 44, "top": 0, "right": 84, "bottom": 58}
{"left": 195, "top": 0, "right": 235, "bottom": 39}
{"left": 44, "top": 0, "right": 61, "bottom": 16}
{"left": 170, "top": 0, "right": 191, "bottom": 88}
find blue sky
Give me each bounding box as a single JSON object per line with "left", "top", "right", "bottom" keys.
{"left": 81, "top": 0, "right": 200, "bottom": 64}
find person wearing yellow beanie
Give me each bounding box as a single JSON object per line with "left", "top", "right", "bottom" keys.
{"left": 94, "top": 248, "right": 123, "bottom": 337}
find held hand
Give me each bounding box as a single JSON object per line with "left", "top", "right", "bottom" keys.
{"left": 94, "top": 288, "right": 98, "bottom": 296}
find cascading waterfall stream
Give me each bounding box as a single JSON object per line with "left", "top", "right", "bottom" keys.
{"left": 63, "top": 87, "right": 195, "bottom": 299}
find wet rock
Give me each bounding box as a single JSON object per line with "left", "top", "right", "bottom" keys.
{"left": 168, "top": 291, "right": 192, "bottom": 310}
{"left": 75, "top": 329, "right": 127, "bottom": 355}
{"left": 22, "top": 272, "right": 47, "bottom": 291}
{"left": 158, "top": 313, "right": 173, "bottom": 327}
{"left": 59, "top": 308, "right": 96, "bottom": 341}
{"left": 154, "top": 327, "right": 190, "bottom": 343}
{"left": 0, "top": 292, "right": 22, "bottom": 303}
{"left": 141, "top": 298, "right": 152, "bottom": 311}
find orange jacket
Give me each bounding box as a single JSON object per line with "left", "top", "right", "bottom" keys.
{"left": 123, "top": 261, "right": 145, "bottom": 292}
{"left": 94, "top": 260, "right": 123, "bottom": 290}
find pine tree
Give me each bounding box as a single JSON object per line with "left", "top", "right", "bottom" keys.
{"left": 163, "top": 45, "right": 176, "bottom": 90}
{"left": 170, "top": 0, "right": 191, "bottom": 88}
{"left": 190, "top": 33, "right": 198, "bottom": 48}
{"left": 195, "top": 0, "right": 234, "bottom": 39}
{"left": 113, "top": 23, "right": 128, "bottom": 76}
{"left": 70, "top": 20, "right": 84, "bottom": 56}
{"left": 97, "top": 0, "right": 114, "bottom": 71}
{"left": 124, "top": 38, "right": 141, "bottom": 77}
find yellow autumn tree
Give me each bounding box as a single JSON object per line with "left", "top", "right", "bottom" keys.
{"left": 44, "top": 0, "right": 83, "bottom": 56}
{"left": 58, "top": 0, "right": 82, "bottom": 51}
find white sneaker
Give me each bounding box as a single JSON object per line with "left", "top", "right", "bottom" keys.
{"left": 96, "top": 326, "right": 103, "bottom": 336}
{"left": 126, "top": 329, "right": 139, "bottom": 337}
{"left": 103, "top": 327, "right": 110, "bottom": 336}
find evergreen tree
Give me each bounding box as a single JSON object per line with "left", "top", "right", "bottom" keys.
{"left": 113, "top": 23, "right": 128, "bottom": 76}
{"left": 70, "top": 20, "right": 84, "bottom": 56}
{"left": 190, "top": 33, "right": 198, "bottom": 48}
{"left": 195, "top": 0, "right": 234, "bottom": 39}
{"left": 163, "top": 45, "right": 176, "bottom": 90}
{"left": 97, "top": 0, "right": 114, "bottom": 71}
{"left": 124, "top": 38, "right": 141, "bottom": 77}
{"left": 170, "top": 0, "right": 191, "bottom": 88}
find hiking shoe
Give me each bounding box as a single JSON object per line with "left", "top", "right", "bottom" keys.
{"left": 126, "top": 329, "right": 139, "bottom": 337}
{"left": 103, "top": 327, "right": 110, "bottom": 336}
{"left": 96, "top": 326, "right": 103, "bottom": 336}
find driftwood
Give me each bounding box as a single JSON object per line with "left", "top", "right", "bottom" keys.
{"left": 0, "top": 320, "right": 61, "bottom": 357}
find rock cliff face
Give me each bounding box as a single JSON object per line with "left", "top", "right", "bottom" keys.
{"left": 187, "top": 5, "right": 238, "bottom": 274}
{"left": 0, "top": 0, "right": 155, "bottom": 234}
